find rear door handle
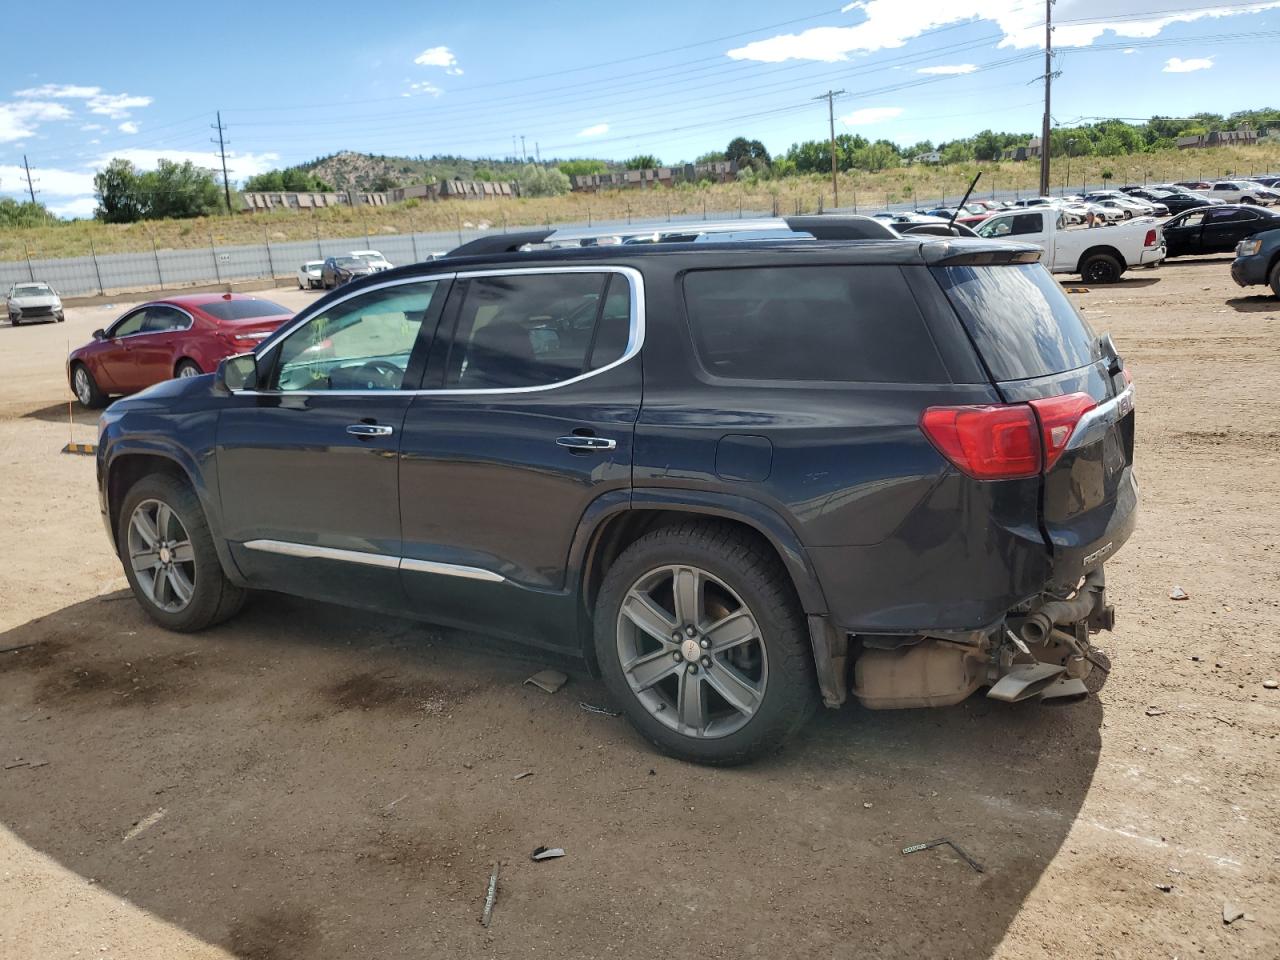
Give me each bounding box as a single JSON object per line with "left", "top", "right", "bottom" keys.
{"left": 556, "top": 435, "right": 616, "bottom": 451}
{"left": 347, "top": 424, "right": 394, "bottom": 438}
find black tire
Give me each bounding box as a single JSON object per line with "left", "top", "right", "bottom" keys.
{"left": 174, "top": 358, "right": 203, "bottom": 379}
{"left": 1269, "top": 260, "right": 1280, "bottom": 299}
{"left": 9, "top": 314, "right": 18, "bottom": 326}
{"left": 593, "top": 521, "right": 817, "bottom": 766}
{"left": 1240, "top": 196, "right": 1255, "bottom": 205}
{"left": 117, "top": 473, "right": 246, "bottom": 632}
{"left": 71, "top": 362, "right": 107, "bottom": 409}
{"left": 56, "top": 314, "right": 65, "bottom": 323}
{"left": 1080, "top": 253, "right": 1123, "bottom": 285}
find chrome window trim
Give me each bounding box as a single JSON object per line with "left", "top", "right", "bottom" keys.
{"left": 243, "top": 538, "right": 505, "bottom": 582}
{"left": 234, "top": 265, "right": 644, "bottom": 398}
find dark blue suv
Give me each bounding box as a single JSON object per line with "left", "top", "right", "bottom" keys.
{"left": 95, "top": 218, "right": 1137, "bottom": 764}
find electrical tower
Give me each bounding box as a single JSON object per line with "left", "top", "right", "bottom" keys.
{"left": 211, "top": 111, "right": 233, "bottom": 214}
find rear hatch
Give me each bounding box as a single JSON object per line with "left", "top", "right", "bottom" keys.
{"left": 930, "top": 260, "right": 1137, "bottom": 589}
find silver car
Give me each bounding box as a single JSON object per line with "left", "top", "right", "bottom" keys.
{"left": 6, "top": 281, "right": 64, "bottom": 325}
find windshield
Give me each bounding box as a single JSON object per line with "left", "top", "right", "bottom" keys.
{"left": 200, "top": 299, "right": 289, "bottom": 321}
{"left": 13, "top": 284, "right": 52, "bottom": 297}
{"left": 334, "top": 257, "right": 363, "bottom": 268}
{"left": 304, "top": 262, "right": 323, "bottom": 271}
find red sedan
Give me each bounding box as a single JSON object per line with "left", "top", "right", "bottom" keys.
{"left": 68, "top": 293, "right": 293, "bottom": 408}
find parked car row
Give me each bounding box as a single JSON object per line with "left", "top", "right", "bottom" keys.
{"left": 298, "top": 250, "right": 395, "bottom": 289}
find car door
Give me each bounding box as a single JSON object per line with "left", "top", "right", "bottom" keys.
{"left": 397, "top": 266, "right": 642, "bottom": 649}
{"left": 1165, "top": 210, "right": 1206, "bottom": 255}
{"left": 129, "top": 305, "right": 194, "bottom": 387}
{"left": 215, "top": 276, "right": 449, "bottom": 610}
{"left": 94, "top": 307, "right": 152, "bottom": 393}
{"left": 1202, "top": 207, "right": 1258, "bottom": 251}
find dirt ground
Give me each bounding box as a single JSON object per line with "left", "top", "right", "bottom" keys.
{"left": 1, "top": 262, "right": 1277, "bottom": 960}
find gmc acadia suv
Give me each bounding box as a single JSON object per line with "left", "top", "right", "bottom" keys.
{"left": 95, "top": 217, "right": 1137, "bottom": 765}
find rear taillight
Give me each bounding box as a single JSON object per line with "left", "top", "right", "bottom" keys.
{"left": 919, "top": 405, "right": 1041, "bottom": 480}
{"left": 1028, "top": 392, "right": 1097, "bottom": 471}
{"left": 921, "top": 391, "right": 1097, "bottom": 480}
{"left": 1144, "top": 229, "right": 1158, "bottom": 247}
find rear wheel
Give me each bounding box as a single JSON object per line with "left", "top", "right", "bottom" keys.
{"left": 594, "top": 522, "right": 817, "bottom": 765}
{"left": 1240, "top": 196, "right": 1255, "bottom": 205}
{"left": 117, "top": 474, "right": 246, "bottom": 632}
{"left": 1081, "top": 252, "right": 1123, "bottom": 285}
{"left": 71, "top": 363, "right": 106, "bottom": 409}
{"left": 175, "top": 359, "right": 202, "bottom": 379}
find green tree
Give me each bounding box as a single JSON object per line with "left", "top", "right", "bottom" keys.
{"left": 695, "top": 150, "right": 726, "bottom": 164}
{"left": 143, "top": 160, "right": 223, "bottom": 218}
{"left": 624, "top": 154, "right": 660, "bottom": 170}
{"left": 557, "top": 159, "right": 608, "bottom": 177}
{"left": 93, "top": 158, "right": 147, "bottom": 223}
{"left": 725, "top": 136, "right": 770, "bottom": 166}
{"left": 516, "top": 164, "right": 571, "bottom": 197}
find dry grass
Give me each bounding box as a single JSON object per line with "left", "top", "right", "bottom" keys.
{"left": 5, "top": 144, "right": 1278, "bottom": 261}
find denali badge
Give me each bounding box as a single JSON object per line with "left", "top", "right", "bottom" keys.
{"left": 1083, "top": 541, "right": 1114, "bottom": 566}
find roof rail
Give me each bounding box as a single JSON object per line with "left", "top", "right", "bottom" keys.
{"left": 783, "top": 215, "right": 897, "bottom": 240}
{"left": 445, "top": 230, "right": 554, "bottom": 258}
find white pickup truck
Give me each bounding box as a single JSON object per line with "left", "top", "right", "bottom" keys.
{"left": 972, "top": 207, "right": 1166, "bottom": 283}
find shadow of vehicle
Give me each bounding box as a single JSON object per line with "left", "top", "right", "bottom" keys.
{"left": 1, "top": 592, "right": 1102, "bottom": 960}
{"left": 22, "top": 401, "right": 102, "bottom": 428}
{"left": 1226, "top": 295, "right": 1278, "bottom": 313}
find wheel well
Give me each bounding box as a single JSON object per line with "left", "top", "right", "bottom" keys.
{"left": 174, "top": 357, "right": 200, "bottom": 375}
{"left": 1076, "top": 245, "right": 1125, "bottom": 274}
{"left": 580, "top": 509, "right": 798, "bottom": 619}
{"left": 106, "top": 454, "right": 190, "bottom": 549}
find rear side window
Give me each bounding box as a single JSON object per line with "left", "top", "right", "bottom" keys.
{"left": 445, "top": 272, "right": 630, "bottom": 389}
{"left": 681, "top": 265, "right": 947, "bottom": 383}
{"left": 200, "top": 299, "right": 288, "bottom": 321}
{"left": 932, "top": 264, "right": 1099, "bottom": 381}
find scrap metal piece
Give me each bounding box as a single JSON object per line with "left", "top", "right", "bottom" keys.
{"left": 531, "top": 846, "right": 565, "bottom": 862}
{"left": 987, "top": 662, "right": 1066, "bottom": 702}
{"left": 1039, "top": 677, "right": 1090, "bottom": 701}
{"left": 524, "top": 670, "right": 567, "bottom": 694}
{"left": 481, "top": 862, "right": 499, "bottom": 928}
{"left": 901, "top": 838, "right": 984, "bottom": 874}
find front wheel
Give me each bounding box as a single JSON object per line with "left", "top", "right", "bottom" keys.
{"left": 1081, "top": 252, "right": 1123, "bottom": 284}
{"left": 117, "top": 474, "right": 246, "bottom": 632}
{"left": 71, "top": 363, "right": 106, "bottom": 409}
{"left": 594, "top": 522, "right": 817, "bottom": 765}
{"left": 1269, "top": 261, "right": 1280, "bottom": 298}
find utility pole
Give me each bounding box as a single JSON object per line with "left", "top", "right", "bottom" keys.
{"left": 21, "top": 155, "right": 38, "bottom": 203}
{"left": 211, "top": 111, "right": 233, "bottom": 214}
{"left": 813, "top": 89, "right": 846, "bottom": 208}
{"left": 520, "top": 135, "right": 527, "bottom": 164}
{"left": 535, "top": 142, "right": 541, "bottom": 165}
{"left": 512, "top": 135, "right": 518, "bottom": 162}
{"left": 1038, "top": 0, "right": 1055, "bottom": 197}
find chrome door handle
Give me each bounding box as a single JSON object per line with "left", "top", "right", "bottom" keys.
{"left": 347, "top": 424, "right": 394, "bottom": 437}
{"left": 556, "top": 435, "right": 617, "bottom": 451}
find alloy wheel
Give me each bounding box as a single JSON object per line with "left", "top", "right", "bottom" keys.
{"left": 616, "top": 564, "right": 768, "bottom": 739}
{"left": 178, "top": 364, "right": 200, "bottom": 378}
{"left": 74, "top": 368, "right": 92, "bottom": 405}
{"left": 127, "top": 498, "right": 196, "bottom": 613}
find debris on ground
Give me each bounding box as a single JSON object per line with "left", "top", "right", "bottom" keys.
{"left": 1155, "top": 883, "right": 1173, "bottom": 893}
{"left": 863, "top": 802, "right": 873, "bottom": 809}
{"left": 579, "top": 701, "right": 621, "bottom": 717}
{"left": 1169, "top": 586, "right": 1189, "bottom": 601}
{"left": 901, "top": 838, "right": 984, "bottom": 874}
{"left": 1222, "top": 902, "right": 1246, "bottom": 924}
{"left": 481, "top": 862, "right": 499, "bottom": 928}
{"left": 4, "top": 759, "right": 30, "bottom": 770}
{"left": 0, "top": 641, "right": 43, "bottom": 655}
{"left": 531, "top": 846, "right": 565, "bottom": 862}
{"left": 1263, "top": 680, "right": 1278, "bottom": 690}
{"left": 122, "top": 808, "right": 167, "bottom": 843}
{"left": 384, "top": 794, "right": 409, "bottom": 811}
{"left": 1145, "top": 706, "right": 1166, "bottom": 717}
{"left": 512, "top": 771, "right": 533, "bottom": 781}
{"left": 524, "top": 670, "right": 568, "bottom": 694}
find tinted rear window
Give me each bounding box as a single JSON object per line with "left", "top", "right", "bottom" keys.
{"left": 200, "top": 299, "right": 289, "bottom": 321}
{"left": 932, "top": 264, "right": 1099, "bottom": 381}
{"left": 681, "top": 265, "right": 947, "bottom": 383}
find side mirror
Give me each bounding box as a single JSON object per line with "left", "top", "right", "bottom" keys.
{"left": 92, "top": 328, "right": 106, "bottom": 340}
{"left": 216, "top": 352, "right": 260, "bottom": 393}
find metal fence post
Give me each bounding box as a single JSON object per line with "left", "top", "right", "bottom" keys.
{"left": 587, "top": 205, "right": 591, "bottom": 228}
{"left": 852, "top": 190, "right": 857, "bottom": 213}
{"left": 315, "top": 223, "right": 323, "bottom": 259}
{"left": 411, "top": 232, "right": 420, "bottom": 262}
{"left": 702, "top": 198, "right": 706, "bottom": 218}
{"left": 455, "top": 213, "right": 462, "bottom": 247}
{"left": 88, "top": 239, "right": 105, "bottom": 296}
{"left": 263, "top": 230, "right": 276, "bottom": 282}
{"left": 23, "top": 243, "right": 35, "bottom": 282}
{"left": 210, "top": 235, "right": 223, "bottom": 285}
{"left": 150, "top": 235, "right": 164, "bottom": 287}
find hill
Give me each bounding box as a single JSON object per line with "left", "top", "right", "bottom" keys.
{"left": 298, "top": 151, "right": 554, "bottom": 191}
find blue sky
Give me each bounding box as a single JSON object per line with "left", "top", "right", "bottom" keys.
{"left": 3, "top": 0, "right": 1279, "bottom": 217}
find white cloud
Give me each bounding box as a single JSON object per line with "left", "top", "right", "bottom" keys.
{"left": 118, "top": 120, "right": 139, "bottom": 134}
{"left": 47, "top": 196, "right": 97, "bottom": 219}
{"left": 916, "top": 63, "right": 977, "bottom": 75}
{"left": 841, "top": 106, "right": 903, "bottom": 126}
{"left": 446, "top": 67, "right": 463, "bottom": 76}
{"left": 727, "top": 1, "right": 1280, "bottom": 60}
{"left": 1163, "top": 56, "right": 1214, "bottom": 72}
{"left": 414, "top": 45, "right": 457, "bottom": 68}
{"left": 577, "top": 122, "right": 609, "bottom": 138}
{"left": 80, "top": 122, "right": 105, "bottom": 131}
{"left": 0, "top": 100, "right": 72, "bottom": 142}
{"left": 402, "top": 81, "right": 442, "bottom": 98}
{"left": 11, "top": 83, "right": 152, "bottom": 121}
{"left": 1123, "top": 48, "right": 1137, "bottom": 54}
{"left": 0, "top": 163, "right": 95, "bottom": 196}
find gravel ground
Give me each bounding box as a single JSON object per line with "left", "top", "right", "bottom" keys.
{"left": 1, "top": 262, "right": 1277, "bottom": 960}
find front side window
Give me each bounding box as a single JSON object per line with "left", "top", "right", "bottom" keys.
{"left": 274, "top": 280, "right": 439, "bottom": 391}
{"left": 109, "top": 308, "right": 149, "bottom": 338}
{"left": 1179, "top": 212, "right": 1206, "bottom": 228}
{"left": 444, "top": 272, "right": 629, "bottom": 389}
